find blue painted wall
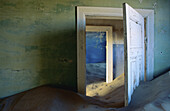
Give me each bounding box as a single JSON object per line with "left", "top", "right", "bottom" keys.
{"left": 86, "top": 32, "right": 106, "bottom": 63}
{"left": 86, "top": 31, "right": 124, "bottom": 79}
{"left": 113, "top": 44, "right": 124, "bottom": 79}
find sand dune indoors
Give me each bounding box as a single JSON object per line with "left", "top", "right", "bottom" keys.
{"left": 0, "top": 71, "right": 170, "bottom": 111}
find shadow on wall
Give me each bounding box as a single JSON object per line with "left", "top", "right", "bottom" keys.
{"left": 36, "top": 29, "right": 77, "bottom": 91}
{"left": 154, "top": 67, "right": 170, "bottom": 79}
{"left": 0, "top": 28, "right": 77, "bottom": 98}
{"left": 113, "top": 44, "right": 124, "bottom": 79}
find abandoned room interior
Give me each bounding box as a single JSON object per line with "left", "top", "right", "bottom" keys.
{"left": 0, "top": 0, "right": 169, "bottom": 111}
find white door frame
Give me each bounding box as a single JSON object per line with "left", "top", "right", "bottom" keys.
{"left": 76, "top": 6, "right": 154, "bottom": 97}
{"left": 86, "top": 26, "right": 113, "bottom": 83}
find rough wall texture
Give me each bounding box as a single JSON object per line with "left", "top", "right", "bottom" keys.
{"left": 0, "top": 0, "right": 169, "bottom": 97}
{"left": 153, "top": 0, "right": 170, "bottom": 77}
{"left": 86, "top": 32, "right": 106, "bottom": 63}
{"left": 0, "top": 0, "right": 77, "bottom": 98}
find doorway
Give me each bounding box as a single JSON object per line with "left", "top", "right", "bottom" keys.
{"left": 86, "top": 25, "right": 113, "bottom": 85}
{"left": 76, "top": 5, "right": 154, "bottom": 106}
{"left": 85, "top": 19, "right": 124, "bottom": 103}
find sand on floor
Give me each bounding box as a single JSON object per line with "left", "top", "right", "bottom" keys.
{"left": 0, "top": 71, "right": 170, "bottom": 111}
{"left": 86, "top": 63, "right": 125, "bottom": 108}
{"left": 123, "top": 71, "right": 170, "bottom": 111}
{"left": 86, "top": 73, "right": 124, "bottom": 107}
{"left": 86, "top": 63, "right": 106, "bottom": 85}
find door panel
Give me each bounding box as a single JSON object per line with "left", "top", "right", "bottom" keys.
{"left": 123, "top": 3, "right": 144, "bottom": 105}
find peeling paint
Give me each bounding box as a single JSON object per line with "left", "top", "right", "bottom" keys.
{"left": 139, "top": 0, "right": 143, "bottom": 4}
{"left": 25, "top": 46, "right": 39, "bottom": 52}
{"left": 153, "top": 2, "right": 157, "bottom": 8}
{"left": 3, "top": 2, "right": 16, "bottom": 7}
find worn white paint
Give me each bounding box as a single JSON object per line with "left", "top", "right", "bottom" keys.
{"left": 86, "top": 16, "right": 123, "bottom": 20}
{"left": 76, "top": 6, "right": 154, "bottom": 105}
{"left": 145, "top": 11, "right": 154, "bottom": 81}
{"left": 135, "top": 9, "right": 154, "bottom": 81}
{"left": 86, "top": 26, "right": 113, "bottom": 83}
{"left": 123, "top": 3, "right": 145, "bottom": 105}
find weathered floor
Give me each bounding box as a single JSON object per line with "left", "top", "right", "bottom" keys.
{"left": 0, "top": 71, "right": 170, "bottom": 111}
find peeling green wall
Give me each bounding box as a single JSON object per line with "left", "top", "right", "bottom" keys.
{"left": 0, "top": 0, "right": 169, "bottom": 98}
{"left": 153, "top": 0, "right": 170, "bottom": 77}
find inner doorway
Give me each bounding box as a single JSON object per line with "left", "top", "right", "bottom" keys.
{"left": 86, "top": 26, "right": 110, "bottom": 85}
{"left": 85, "top": 19, "right": 124, "bottom": 104}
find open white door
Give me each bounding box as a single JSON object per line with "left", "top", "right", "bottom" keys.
{"left": 123, "top": 3, "right": 145, "bottom": 105}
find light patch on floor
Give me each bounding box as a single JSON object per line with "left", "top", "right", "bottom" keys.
{"left": 86, "top": 63, "right": 124, "bottom": 107}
